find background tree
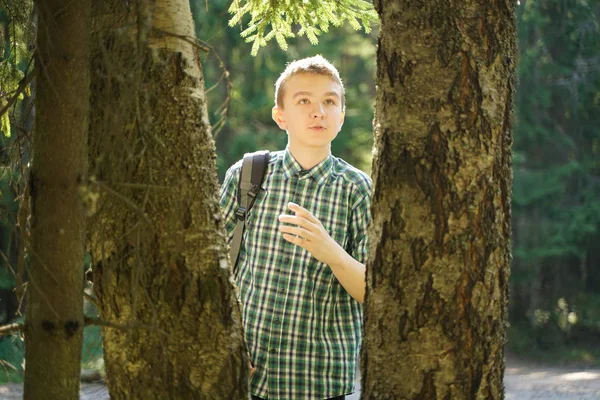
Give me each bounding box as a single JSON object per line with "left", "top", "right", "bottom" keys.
{"left": 361, "top": 0, "right": 516, "bottom": 398}
{"left": 509, "top": 0, "right": 600, "bottom": 360}
{"left": 23, "top": 0, "right": 89, "bottom": 398}
{"left": 0, "top": 0, "right": 35, "bottom": 383}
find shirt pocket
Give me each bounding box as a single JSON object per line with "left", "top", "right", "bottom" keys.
{"left": 304, "top": 211, "right": 349, "bottom": 298}
{"left": 321, "top": 209, "right": 349, "bottom": 251}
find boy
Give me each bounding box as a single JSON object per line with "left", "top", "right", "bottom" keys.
{"left": 219, "top": 55, "right": 371, "bottom": 400}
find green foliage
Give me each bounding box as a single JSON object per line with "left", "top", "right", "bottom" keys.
{"left": 513, "top": 0, "right": 600, "bottom": 259}
{"left": 228, "top": 0, "right": 378, "bottom": 55}
{"left": 0, "top": 292, "right": 104, "bottom": 383}
{"left": 0, "top": 167, "right": 18, "bottom": 291}
{"left": 508, "top": 322, "right": 600, "bottom": 366}
{"left": 0, "top": 333, "right": 24, "bottom": 384}
{"left": 0, "top": 326, "right": 105, "bottom": 383}
{"left": 81, "top": 292, "right": 104, "bottom": 373}
{"left": 0, "top": 113, "right": 9, "bottom": 138}
{"left": 0, "top": 0, "right": 34, "bottom": 125}
{"left": 511, "top": 0, "right": 600, "bottom": 354}
{"left": 508, "top": 294, "right": 600, "bottom": 365}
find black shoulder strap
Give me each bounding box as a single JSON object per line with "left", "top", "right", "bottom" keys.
{"left": 236, "top": 150, "right": 270, "bottom": 214}
{"left": 230, "top": 150, "right": 270, "bottom": 270}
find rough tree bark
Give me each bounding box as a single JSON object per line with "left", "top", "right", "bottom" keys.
{"left": 361, "top": 1, "right": 516, "bottom": 399}
{"left": 87, "top": 1, "right": 248, "bottom": 398}
{"left": 23, "top": 1, "right": 90, "bottom": 399}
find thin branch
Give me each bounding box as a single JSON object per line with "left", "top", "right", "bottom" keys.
{"left": 84, "top": 316, "right": 130, "bottom": 330}
{"left": 16, "top": 168, "right": 30, "bottom": 305}
{"left": 0, "top": 249, "right": 17, "bottom": 279}
{"left": 84, "top": 292, "right": 99, "bottom": 309}
{"left": 84, "top": 317, "right": 167, "bottom": 335}
{"left": 0, "top": 316, "right": 169, "bottom": 337}
{"left": 151, "top": 28, "right": 209, "bottom": 53}
{"left": 26, "top": 271, "right": 60, "bottom": 319}
{"left": 0, "top": 323, "right": 23, "bottom": 337}
{"left": 94, "top": 180, "right": 152, "bottom": 225}
{"left": 195, "top": 38, "right": 232, "bottom": 138}
{"left": 110, "top": 181, "right": 172, "bottom": 190}
{"left": 0, "top": 68, "right": 35, "bottom": 119}
{"left": 53, "top": 0, "right": 77, "bottom": 19}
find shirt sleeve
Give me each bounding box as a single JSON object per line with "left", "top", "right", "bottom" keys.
{"left": 219, "top": 164, "right": 241, "bottom": 244}
{"left": 348, "top": 180, "right": 372, "bottom": 265}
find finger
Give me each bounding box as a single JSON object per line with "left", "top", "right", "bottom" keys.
{"left": 279, "top": 225, "right": 313, "bottom": 241}
{"left": 282, "top": 233, "right": 309, "bottom": 248}
{"left": 278, "top": 214, "right": 317, "bottom": 230}
{"left": 287, "top": 202, "right": 320, "bottom": 224}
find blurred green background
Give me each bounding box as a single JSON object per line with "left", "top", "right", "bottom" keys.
{"left": 0, "top": 0, "right": 599, "bottom": 382}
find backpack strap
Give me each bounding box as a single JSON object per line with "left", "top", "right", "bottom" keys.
{"left": 229, "top": 150, "right": 270, "bottom": 271}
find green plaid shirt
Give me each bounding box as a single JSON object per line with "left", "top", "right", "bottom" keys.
{"left": 220, "top": 148, "right": 371, "bottom": 400}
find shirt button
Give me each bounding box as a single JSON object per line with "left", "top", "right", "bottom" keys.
{"left": 284, "top": 258, "right": 290, "bottom": 264}
{"left": 273, "top": 318, "right": 281, "bottom": 325}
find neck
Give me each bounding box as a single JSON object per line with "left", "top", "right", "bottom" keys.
{"left": 288, "top": 143, "right": 330, "bottom": 170}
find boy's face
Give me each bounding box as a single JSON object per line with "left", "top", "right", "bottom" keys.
{"left": 272, "top": 73, "right": 345, "bottom": 152}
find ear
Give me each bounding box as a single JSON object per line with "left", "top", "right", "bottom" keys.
{"left": 338, "top": 111, "right": 345, "bottom": 131}
{"left": 272, "top": 106, "right": 287, "bottom": 130}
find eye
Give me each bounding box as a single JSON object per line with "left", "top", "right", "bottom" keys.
{"left": 298, "top": 98, "right": 309, "bottom": 105}
{"left": 324, "top": 98, "right": 336, "bottom": 105}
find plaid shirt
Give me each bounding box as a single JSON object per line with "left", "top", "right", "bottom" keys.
{"left": 220, "top": 148, "right": 371, "bottom": 400}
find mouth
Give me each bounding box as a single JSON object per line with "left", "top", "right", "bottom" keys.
{"left": 309, "top": 125, "right": 326, "bottom": 131}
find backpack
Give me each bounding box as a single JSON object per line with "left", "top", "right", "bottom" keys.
{"left": 229, "top": 150, "right": 270, "bottom": 270}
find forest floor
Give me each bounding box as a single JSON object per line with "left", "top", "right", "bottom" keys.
{"left": 1, "top": 359, "right": 599, "bottom": 399}
{"left": 347, "top": 356, "right": 600, "bottom": 400}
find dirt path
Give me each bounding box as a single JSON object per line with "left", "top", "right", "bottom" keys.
{"left": 1, "top": 362, "right": 599, "bottom": 399}
{"left": 346, "top": 362, "right": 600, "bottom": 400}
{"left": 504, "top": 363, "right": 600, "bottom": 400}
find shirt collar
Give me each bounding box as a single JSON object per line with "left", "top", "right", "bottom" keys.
{"left": 281, "top": 147, "right": 333, "bottom": 186}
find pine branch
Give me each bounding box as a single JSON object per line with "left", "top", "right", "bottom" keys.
{"left": 228, "top": 0, "right": 379, "bottom": 56}
{"left": 0, "top": 68, "right": 35, "bottom": 119}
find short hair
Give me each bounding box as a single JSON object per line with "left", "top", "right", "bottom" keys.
{"left": 274, "top": 55, "right": 345, "bottom": 110}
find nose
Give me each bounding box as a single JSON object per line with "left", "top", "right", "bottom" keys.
{"left": 311, "top": 103, "right": 325, "bottom": 119}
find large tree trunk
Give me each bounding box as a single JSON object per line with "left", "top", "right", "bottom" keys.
{"left": 88, "top": 1, "right": 248, "bottom": 398}
{"left": 361, "top": 1, "right": 516, "bottom": 399}
{"left": 24, "top": 0, "right": 89, "bottom": 398}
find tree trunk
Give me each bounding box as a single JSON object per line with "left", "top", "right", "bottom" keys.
{"left": 88, "top": 1, "right": 248, "bottom": 398}
{"left": 362, "top": 1, "right": 516, "bottom": 399}
{"left": 24, "top": 0, "right": 89, "bottom": 398}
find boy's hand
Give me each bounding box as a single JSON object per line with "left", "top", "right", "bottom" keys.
{"left": 278, "top": 202, "right": 344, "bottom": 267}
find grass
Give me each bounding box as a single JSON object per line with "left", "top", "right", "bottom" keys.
{"left": 0, "top": 313, "right": 104, "bottom": 384}
{"left": 507, "top": 323, "right": 600, "bottom": 367}
{"left": 0, "top": 333, "right": 24, "bottom": 384}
